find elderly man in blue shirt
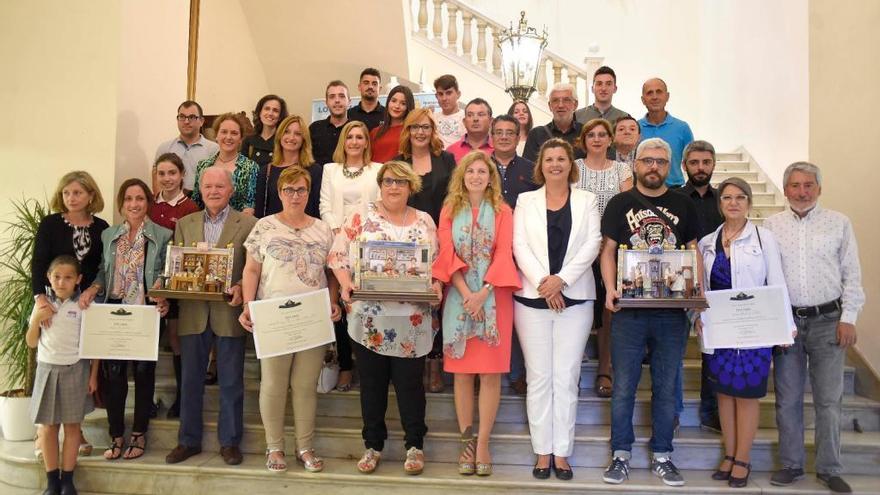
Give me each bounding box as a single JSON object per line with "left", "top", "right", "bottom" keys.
{"left": 638, "top": 78, "right": 693, "bottom": 187}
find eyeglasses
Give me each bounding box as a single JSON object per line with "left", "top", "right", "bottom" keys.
{"left": 381, "top": 177, "right": 410, "bottom": 187}
{"left": 637, "top": 157, "right": 670, "bottom": 167}
{"left": 408, "top": 124, "right": 432, "bottom": 133}
{"left": 280, "top": 187, "right": 309, "bottom": 197}
{"left": 492, "top": 130, "right": 517, "bottom": 137}
{"left": 720, "top": 194, "right": 749, "bottom": 203}
{"left": 177, "top": 114, "right": 202, "bottom": 122}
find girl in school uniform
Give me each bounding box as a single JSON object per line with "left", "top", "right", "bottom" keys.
{"left": 26, "top": 255, "right": 99, "bottom": 495}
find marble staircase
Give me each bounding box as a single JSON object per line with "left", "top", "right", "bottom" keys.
{"left": 713, "top": 151, "right": 787, "bottom": 225}
{"left": 2, "top": 330, "right": 879, "bottom": 494}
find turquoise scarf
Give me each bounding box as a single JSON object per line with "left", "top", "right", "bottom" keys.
{"left": 442, "top": 200, "right": 498, "bottom": 359}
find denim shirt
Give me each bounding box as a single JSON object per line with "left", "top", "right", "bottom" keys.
{"left": 94, "top": 219, "right": 172, "bottom": 302}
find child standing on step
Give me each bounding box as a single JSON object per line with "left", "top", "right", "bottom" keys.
{"left": 26, "top": 255, "right": 99, "bottom": 495}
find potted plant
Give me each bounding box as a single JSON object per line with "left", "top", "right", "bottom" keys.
{"left": 0, "top": 197, "right": 48, "bottom": 440}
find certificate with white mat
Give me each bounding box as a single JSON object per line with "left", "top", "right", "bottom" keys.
{"left": 79, "top": 304, "right": 160, "bottom": 361}
{"left": 249, "top": 288, "right": 336, "bottom": 359}
{"left": 701, "top": 285, "right": 794, "bottom": 349}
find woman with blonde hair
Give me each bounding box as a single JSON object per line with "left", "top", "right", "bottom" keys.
{"left": 320, "top": 120, "right": 381, "bottom": 390}
{"left": 433, "top": 150, "right": 520, "bottom": 476}
{"left": 255, "top": 115, "right": 322, "bottom": 218}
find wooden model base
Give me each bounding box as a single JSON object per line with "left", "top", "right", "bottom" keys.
{"left": 617, "top": 297, "right": 708, "bottom": 309}
{"left": 351, "top": 290, "right": 440, "bottom": 304}
{"left": 148, "top": 289, "right": 230, "bottom": 302}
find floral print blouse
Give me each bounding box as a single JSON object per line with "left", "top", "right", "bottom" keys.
{"left": 328, "top": 202, "right": 439, "bottom": 358}
{"left": 191, "top": 153, "right": 259, "bottom": 212}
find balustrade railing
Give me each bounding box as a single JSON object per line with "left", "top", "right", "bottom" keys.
{"left": 413, "top": 0, "right": 603, "bottom": 103}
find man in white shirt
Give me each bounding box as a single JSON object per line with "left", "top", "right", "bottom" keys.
{"left": 155, "top": 101, "right": 219, "bottom": 191}
{"left": 765, "top": 162, "right": 864, "bottom": 494}
{"left": 433, "top": 74, "right": 465, "bottom": 148}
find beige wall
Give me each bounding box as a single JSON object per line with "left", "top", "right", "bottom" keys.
{"left": 809, "top": 0, "right": 880, "bottom": 372}
{"left": 0, "top": 1, "right": 120, "bottom": 219}
{"left": 197, "top": 0, "right": 411, "bottom": 120}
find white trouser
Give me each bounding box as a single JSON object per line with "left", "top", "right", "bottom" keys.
{"left": 514, "top": 301, "right": 592, "bottom": 457}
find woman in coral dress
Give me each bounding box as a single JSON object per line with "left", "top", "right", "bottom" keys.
{"left": 433, "top": 150, "right": 520, "bottom": 477}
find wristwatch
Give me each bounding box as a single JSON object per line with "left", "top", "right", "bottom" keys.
{"left": 482, "top": 282, "right": 493, "bottom": 292}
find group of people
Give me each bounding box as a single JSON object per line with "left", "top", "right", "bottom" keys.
{"left": 26, "top": 66, "right": 863, "bottom": 495}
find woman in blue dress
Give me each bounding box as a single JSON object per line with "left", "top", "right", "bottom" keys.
{"left": 696, "top": 177, "right": 796, "bottom": 488}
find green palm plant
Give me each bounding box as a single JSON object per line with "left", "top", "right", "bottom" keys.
{"left": 0, "top": 197, "right": 49, "bottom": 397}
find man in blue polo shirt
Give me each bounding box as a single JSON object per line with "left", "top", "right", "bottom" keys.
{"left": 638, "top": 78, "right": 693, "bottom": 187}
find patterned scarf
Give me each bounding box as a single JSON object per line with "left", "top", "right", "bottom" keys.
{"left": 112, "top": 222, "right": 146, "bottom": 304}
{"left": 442, "top": 200, "right": 498, "bottom": 359}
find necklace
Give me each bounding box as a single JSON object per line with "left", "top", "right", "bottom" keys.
{"left": 381, "top": 202, "right": 410, "bottom": 241}
{"left": 342, "top": 165, "right": 365, "bottom": 179}
{"left": 722, "top": 222, "right": 747, "bottom": 248}
{"left": 217, "top": 154, "right": 237, "bottom": 166}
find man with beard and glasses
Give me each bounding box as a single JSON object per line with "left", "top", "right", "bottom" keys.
{"left": 676, "top": 140, "right": 723, "bottom": 434}
{"left": 599, "top": 138, "right": 701, "bottom": 487}
{"left": 348, "top": 68, "right": 385, "bottom": 131}
{"left": 310, "top": 81, "right": 350, "bottom": 165}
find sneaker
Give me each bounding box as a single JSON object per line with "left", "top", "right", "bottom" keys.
{"left": 602, "top": 457, "right": 629, "bottom": 484}
{"left": 652, "top": 457, "right": 685, "bottom": 486}
{"left": 817, "top": 473, "right": 852, "bottom": 493}
{"left": 769, "top": 467, "right": 805, "bottom": 486}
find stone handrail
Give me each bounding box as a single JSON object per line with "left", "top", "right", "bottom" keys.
{"left": 413, "top": 0, "right": 604, "bottom": 102}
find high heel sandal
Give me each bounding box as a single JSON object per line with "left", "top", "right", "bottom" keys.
{"left": 296, "top": 448, "right": 324, "bottom": 473}
{"left": 728, "top": 459, "right": 752, "bottom": 488}
{"left": 711, "top": 455, "right": 735, "bottom": 480}
{"left": 458, "top": 426, "right": 476, "bottom": 475}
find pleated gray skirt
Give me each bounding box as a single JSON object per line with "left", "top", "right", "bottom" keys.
{"left": 29, "top": 360, "right": 94, "bottom": 425}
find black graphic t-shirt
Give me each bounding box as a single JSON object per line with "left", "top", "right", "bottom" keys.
{"left": 602, "top": 189, "right": 701, "bottom": 249}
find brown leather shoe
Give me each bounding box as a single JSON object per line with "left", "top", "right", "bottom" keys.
{"left": 511, "top": 376, "right": 527, "bottom": 395}
{"left": 165, "top": 444, "right": 201, "bottom": 464}
{"left": 220, "top": 446, "right": 243, "bottom": 465}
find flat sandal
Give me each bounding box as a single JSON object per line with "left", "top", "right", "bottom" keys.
{"left": 265, "top": 449, "right": 288, "bottom": 473}
{"left": 297, "top": 448, "right": 324, "bottom": 473}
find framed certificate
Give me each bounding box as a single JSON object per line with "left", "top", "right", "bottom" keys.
{"left": 351, "top": 240, "right": 439, "bottom": 303}
{"left": 249, "top": 289, "right": 336, "bottom": 359}
{"left": 79, "top": 304, "right": 160, "bottom": 361}
{"left": 701, "top": 285, "right": 794, "bottom": 349}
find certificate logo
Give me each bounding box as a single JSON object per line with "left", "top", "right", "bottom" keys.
{"left": 278, "top": 300, "right": 302, "bottom": 309}
{"left": 729, "top": 292, "right": 755, "bottom": 301}
{"left": 110, "top": 308, "right": 133, "bottom": 316}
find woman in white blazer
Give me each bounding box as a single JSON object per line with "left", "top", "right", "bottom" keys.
{"left": 512, "top": 138, "right": 602, "bottom": 481}
{"left": 319, "top": 120, "right": 381, "bottom": 391}
{"left": 696, "top": 177, "right": 796, "bottom": 488}
{"left": 319, "top": 120, "right": 381, "bottom": 232}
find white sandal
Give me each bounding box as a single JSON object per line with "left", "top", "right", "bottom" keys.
{"left": 296, "top": 448, "right": 324, "bottom": 473}
{"left": 265, "top": 449, "right": 287, "bottom": 473}
{"left": 357, "top": 448, "right": 381, "bottom": 474}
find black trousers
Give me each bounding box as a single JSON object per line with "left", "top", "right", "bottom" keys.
{"left": 353, "top": 340, "right": 427, "bottom": 451}
{"left": 334, "top": 314, "right": 353, "bottom": 371}
{"left": 102, "top": 359, "right": 156, "bottom": 438}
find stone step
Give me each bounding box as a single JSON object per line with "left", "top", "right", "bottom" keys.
{"left": 716, "top": 152, "right": 744, "bottom": 162}
{"left": 154, "top": 351, "right": 857, "bottom": 396}
{"left": 750, "top": 204, "right": 786, "bottom": 218}
{"left": 752, "top": 191, "right": 778, "bottom": 205}
{"left": 711, "top": 170, "right": 760, "bottom": 182}
{"left": 4, "top": 441, "right": 878, "bottom": 495}
{"left": 135, "top": 379, "right": 875, "bottom": 431}
{"left": 77, "top": 412, "right": 880, "bottom": 475}
{"left": 714, "top": 160, "right": 750, "bottom": 172}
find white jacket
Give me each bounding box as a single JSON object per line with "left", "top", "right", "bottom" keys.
{"left": 513, "top": 187, "right": 602, "bottom": 300}
{"left": 319, "top": 162, "right": 382, "bottom": 229}
{"left": 698, "top": 221, "right": 796, "bottom": 349}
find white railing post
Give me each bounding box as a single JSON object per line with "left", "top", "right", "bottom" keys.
{"left": 461, "top": 12, "right": 473, "bottom": 60}
{"left": 433, "top": 0, "right": 444, "bottom": 40}
{"left": 476, "top": 20, "right": 488, "bottom": 67}
{"left": 446, "top": 4, "right": 458, "bottom": 52}
{"left": 552, "top": 61, "right": 563, "bottom": 86}
{"left": 417, "top": 0, "right": 428, "bottom": 35}
{"left": 537, "top": 57, "right": 548, "bottom": 97}
{"left": 491, "top": 30, "right": 502, "bottom": 76}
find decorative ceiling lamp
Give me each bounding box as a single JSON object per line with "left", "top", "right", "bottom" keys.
{"left": 497, "top": 11, "right": 548, "bottom": 102}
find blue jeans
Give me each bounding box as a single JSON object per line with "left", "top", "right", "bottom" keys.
{"left": 178, "top": 327, "right": 245, "bottom": 448}
{"left": 610, "top": 309, "right": 688, "bottom": 456}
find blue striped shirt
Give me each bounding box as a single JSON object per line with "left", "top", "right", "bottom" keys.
{"left": 203, "top": 206, "right": 230, "bottom": 246}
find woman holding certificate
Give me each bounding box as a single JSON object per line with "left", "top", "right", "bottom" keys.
{"left": 433, "top": 151, "right": 520, "bottom": 476}
{"left": 512, "top": 138, "right": 601, "bottom": 481}
{"left": 81, "top": 179, "right": 172, "bottom": 461}
{"left": 696, "top": 177, "right": 795, "bottom": 488}
{"left": 329, "top": 161, "right": 442, "bottom": 476}
{"left": 239, "top": 166, "right": 341, "bottom": 473}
